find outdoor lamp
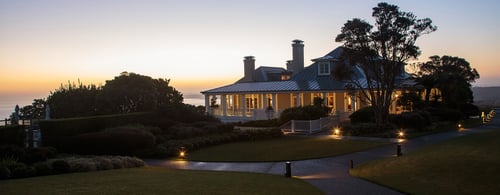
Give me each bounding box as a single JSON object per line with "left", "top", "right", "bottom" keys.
{"left": 179, "top": 147, "right": 186, "bottom": 159}
{"left": 398, "top": 130, "right": 405, "bottom": 138}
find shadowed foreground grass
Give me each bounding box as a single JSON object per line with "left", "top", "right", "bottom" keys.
{"left": 0, "top": 166, "right": 322, "bottom": 195}
{"left": 186, "top": 135, "right": 391, "bottom": 162}
{"left": 350, "top": 129, "right": 500, "bottom": 194}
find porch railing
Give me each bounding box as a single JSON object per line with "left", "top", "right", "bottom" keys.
{"left": 280, "top": 116, "right": 339, "bottom": 134}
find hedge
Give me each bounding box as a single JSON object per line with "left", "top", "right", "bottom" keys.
{"left": 39, "top": 112, "right": 155, "bottom": 148}
{"left": 0, "top": 125, "right": 26, "bottom": 146}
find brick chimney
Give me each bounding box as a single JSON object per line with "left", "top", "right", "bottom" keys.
{"left": 243, "top": 56, "right": 255, "bottom": 82}
{"left": 292, "top": 39, "right": 304, "bottom": 75}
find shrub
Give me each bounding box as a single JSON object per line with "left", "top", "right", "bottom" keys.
{"left": 67, "top": 125, "right": 156, "bottom": 155}
{"left": 349, "top": 106, "right": 375, "bottom": 124}
{"left": 240, "top": 119, "right": 279, "bottom": 127}
{"left": 460, "top": 103, "right": 480, "bottom": 118}
{"left": 0, "top": 145, "right": 25, "bottom": 161}
{"left": 39, "top": 112, "right": 155, "bottom": 149}
{"left": 343, "top": 123, "right": 395, "bottom": 136}
{"left": 426, "top": 107, "right": 463, "bottom": 122}
{"left": 52, "top": 160, "right": 71, "bottom": 174}
{"left": 23, "top": 147, "right": 58, "bottom": 164}
{"left": 279, "top": 106, "right": 328, "bottom": 124}
{"left": 10, "top": 163, "right": 36, "bottom": 178}
{"left": 0, "top": 125, "right": 26, "bottom": 147}
{"left": 0, "top": 165, "right": 10, "bottom": 179}
{"left": 33, "top": 162, "right": 53, "bottom": 176}
{"left": 392, "top": 111, "right": 432, "bottom": 131}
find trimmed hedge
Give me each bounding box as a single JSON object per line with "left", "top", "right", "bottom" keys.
{"left": 0, "top": 125, "right": 26, "bottom": 146}
{"left": 343, "top": 123, "right": 395, "bottom": 136}
{"left": 146, "top": 128, "right": 283, "bottom": 158}
{"left": 349, "top": 106, "right": 375, "bottom": 124}
{"left": 64, "top": 125, "right": 157, "bottom": 155}
{"left": 279, "top": 106, "right": 328, "bottom": 124}
{"left": 40, "top": 112, "right": 155, "bottom": 149}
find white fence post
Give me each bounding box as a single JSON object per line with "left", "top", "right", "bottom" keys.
{"left": 291, "top": 120, "right": 295, "bottom": 133}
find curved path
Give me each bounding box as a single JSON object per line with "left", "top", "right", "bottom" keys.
{"left": 147, "top": 111, "right": 499, "bottom": 195}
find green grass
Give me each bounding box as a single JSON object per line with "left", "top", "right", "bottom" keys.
{"left": 350, "top": 129, "right": 500, "bottom": 194}
{"left": 0, "top": 166, "right": 322, "bottom": 195}
{"left": 186, "top": 136, "right": 391, "bottom": 162}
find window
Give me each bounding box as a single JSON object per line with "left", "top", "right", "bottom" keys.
{"left": 318, "top": 62, "right": 330, "bottom": 75}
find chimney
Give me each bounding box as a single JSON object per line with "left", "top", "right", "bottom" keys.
{"left": 292, "top": 39, "right": 304, "bottom": 75}
{"left": 286, "top": 60, "right": 293, "bottom": 72}
{"left": 244, "top": 56, "right": 255, "bottom": 82}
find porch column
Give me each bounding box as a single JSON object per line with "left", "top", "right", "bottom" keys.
{"left": 322, "top": 92, "right": 327, "bottom": 106}
{"left": 295, "top": 93, "right": 300, "bottom": 107}
{"left": 241, "top": 94, "right": 246, "bottom": 119}
{"left": 262, "top": 93, "right": 267, "bottom": 109}
{"left": 272, "top": 93, "right": 277, "bottom": 112}
{"left": 221, "top": 95, "right": 227, "bottom": 117}
{"left": 204, "top": 95, "right": 210, "bottom": 114}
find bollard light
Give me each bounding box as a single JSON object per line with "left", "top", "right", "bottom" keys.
{"left": 333, "top": 127, "right": 341, "bottom": 136}
{"left": 397, "top": 130, "right": 405, "bottom": 138}
{"left": 179, "top": 147, "right": 186, "bottom": 159}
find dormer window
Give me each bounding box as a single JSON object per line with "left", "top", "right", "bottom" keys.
{"left": 318, "top": 62, "right": 330, "bottom": 75}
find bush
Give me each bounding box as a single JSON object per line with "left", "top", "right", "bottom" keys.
{"left": 52, "top": 160, "right": 71, "bottom": 174}
{"left": 240, "top": 119, "right": 279, "bottom": 127}
{"left": 343, "top": 123, "right": 395, "bottom": 136}
{"left": 349, "top": 106, "right": 375, "bottom": 124}
{"left": 279, "top": 106, "right": 328, "bottom": 124}
{"left": 23, "top": 147, "right": 58, "bottom": 164}
{"left": 0, "top": 165, "right": 10, "bottom": 179}
{"left": 392, "top": 111, "right": 432, "bottom": 131}
{"left": 10, "top": 163, "right": 36, "bottom": 178}
{"left": 39, "top": 112, "right": 155, "bottom": 149}
{"left": 0, "top": 125, "right": 26, "bottom": 147}
{"left": 460, "top": 103, "right": 480, "bottom": 118}
{"left": 0, "top": 145, "right": 25, "bottom": 161}
{"left": 33, "top": 162, "right": 53, "bottom": 176}
{"left": 426, "top": 107, "right": 463, "bottom": 122}
{"left": 67, "top": 126, "right": 156, "bottom": 155}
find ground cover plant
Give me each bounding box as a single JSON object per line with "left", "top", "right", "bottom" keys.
{"left": 350, "top": 129, "right": 500, "bottom": 194}
{"left": 0, "top": 166, "right": 323, "bottom": 195}
{"left": 185, "top": 136, "right": 391, "bottom": 162}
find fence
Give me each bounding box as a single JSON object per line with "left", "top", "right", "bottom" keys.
{"left": 0, "top": 118, "right": 42, "bottom": 148}
{"left": 280, "top": 116, "right": 339, "bottom": 134}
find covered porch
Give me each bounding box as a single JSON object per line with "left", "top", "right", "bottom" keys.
{"left": 204, "top": 91, "right": 367, "bottom": 122}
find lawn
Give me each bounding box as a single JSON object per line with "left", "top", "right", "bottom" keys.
{"left": 186, "top": 135, "right": 391, "bottom": 162}
{"left": 350, "top": 129, "right": 500, "bottom": 194}
{"left": 0, "top": 166, "right": 322, "bottom": 195}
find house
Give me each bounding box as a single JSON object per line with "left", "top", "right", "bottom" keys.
{"left": 201, "top": 40, "right": 411, "bottom": 122}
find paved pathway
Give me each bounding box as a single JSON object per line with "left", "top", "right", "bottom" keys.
{"left": 146, "top": 111, "right": 499, "bottom": 195}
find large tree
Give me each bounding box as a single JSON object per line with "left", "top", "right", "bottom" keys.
{"left": 47, "top": 81, "right": 101, "bottom": 118}
{"left": 416, "top": 55, "right": 479, "bottom": 107}
{"left": 335, "top": 2, "right": 436, "bottom": 125}
{"left": 98, "top": 72, "right": 183, "bottom": 114}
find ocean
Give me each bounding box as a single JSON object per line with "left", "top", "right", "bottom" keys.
{"left": 0, "top": 92, "right": 206, "bottom": 119}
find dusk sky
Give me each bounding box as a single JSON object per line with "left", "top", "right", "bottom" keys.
{"left": 1, "top": 0, "right": 499, "bottom": 115}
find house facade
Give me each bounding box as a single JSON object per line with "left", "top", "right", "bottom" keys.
{"left": 201, "top": 40, "right": 410, "bottom": 122}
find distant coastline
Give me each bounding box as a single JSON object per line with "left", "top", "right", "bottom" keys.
{"left": 0, "top": 92, "right": 205, "bottom": 119}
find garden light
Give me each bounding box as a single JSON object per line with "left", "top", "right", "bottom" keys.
{"left": 398, "top": 130, "right": 405, "bottom": 138}
{"left": 179, "top": 147, "right": 186, "bottom": 159}
{"left": 333, "top": 127, "right": 341, "bottom": 136}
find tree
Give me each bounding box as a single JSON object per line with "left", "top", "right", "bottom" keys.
{"left": 19, "top": 99, "right": 46, "bottom": 119}
{"left": 47, "top": 81, "right": 101, "bottom": 118}
{"left": 98, "top": 72, "right": 183, "bottom": 114}
{"left": 335, "top": 2, "right": 436, "bottom": 125}
{"left": 416, "top": 55, "right": 479, "bottom": 108}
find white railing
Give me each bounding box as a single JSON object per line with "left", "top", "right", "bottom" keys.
{"left": 280, "top": 116, "right": 339, "bottom": 134}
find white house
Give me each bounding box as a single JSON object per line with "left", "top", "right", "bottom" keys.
{"left": 201, "top": 40, "right": 411, "bottom": 122}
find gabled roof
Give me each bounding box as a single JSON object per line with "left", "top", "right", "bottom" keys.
{"left": 236, "top": 66, "right": 286, "bottom": 83}
{"left": 202, "top": 46, "right": 409, "bottom": 95}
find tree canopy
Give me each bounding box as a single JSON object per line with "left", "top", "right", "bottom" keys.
{"left": 335, "top": 2, "right": 436, "bottom": 125}
{"left": 47, "top": 72, "right": 183, "bottom": 118}
{"left": 416, "top": 55, "right": 479, "bottom": 108}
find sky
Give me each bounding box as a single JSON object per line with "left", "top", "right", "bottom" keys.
{"left": 1, "top": 0, "right": 500, "bottom": 116}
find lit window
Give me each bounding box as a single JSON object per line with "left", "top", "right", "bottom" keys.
{"left": 318, "top": 62, "right": 330, "bottom": 75}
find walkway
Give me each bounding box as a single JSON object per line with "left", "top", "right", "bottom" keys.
{"left": 146, "top": 112, "right": 499, "bottom": 195}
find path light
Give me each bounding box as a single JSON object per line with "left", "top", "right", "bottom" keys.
{"left": 457, "top": 122, "right": 462, "bottom": 129}
{"left": 397, "top": 130, "right": 405, "bottom": 138}
{"left": 333, "top": 127, "right": 341, "bottom": 136}
{"left": 179, "top": 147, "right": 186, "bottom": 159}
